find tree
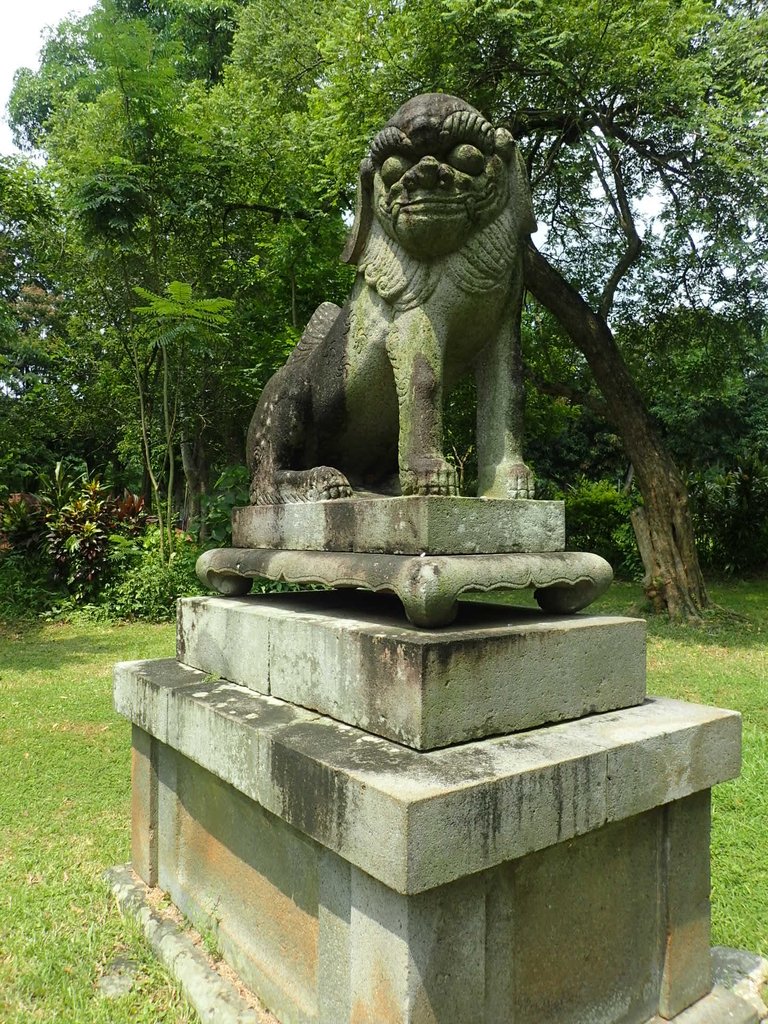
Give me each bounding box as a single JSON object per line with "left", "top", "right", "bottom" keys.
{"left": 0, "top": 159, "right": 105, "bottom": 491}
{"left": 132, "top": 281, "right": 234, "bottom": 554}
{"left": 7, "top": 0, "right": 351, "bottom": 533}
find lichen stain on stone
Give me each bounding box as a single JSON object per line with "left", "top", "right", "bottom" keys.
{"left": 472, "top": 780, "right": 505, "bottom": 860}
{"left": 551, "top": 761, "right": 566, "bottom": 842}
{"left": 270, "top": 741, "right": 349, "bottom": 846}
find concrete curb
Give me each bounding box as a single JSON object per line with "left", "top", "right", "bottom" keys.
{"left": 106, "top": 864, "right": 273, "bottom": 1024}
{"left": 712, "top": 946, "right": 768, "bottom": 1021}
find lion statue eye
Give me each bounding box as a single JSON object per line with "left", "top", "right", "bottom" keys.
{"left": 380, "top": 154, "right": 414, "bottom": 187}
{"left": 447, "top": 144, "right": 485, "bottom": 176}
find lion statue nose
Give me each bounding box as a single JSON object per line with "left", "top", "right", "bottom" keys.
{"left": 406, "top": 155, "right": 442, "bottom": 189}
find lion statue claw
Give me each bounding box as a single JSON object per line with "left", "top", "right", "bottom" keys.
{"left": 247, "top": 94, "right": 537, "bottom": 505}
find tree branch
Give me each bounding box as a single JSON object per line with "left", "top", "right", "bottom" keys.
{"left": 526, "top": 369, "right": 608, "bottom": 417}
{"left": 595, "top": 138, "right": 643, "bottom": 319}
{"left": 223, "top": 201, "right": 313, "bottom": 225}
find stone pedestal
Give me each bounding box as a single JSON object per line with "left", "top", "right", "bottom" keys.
{"left": 197, "top": 496, "right": 614, "bottom": 625}
{"left": 114, "top": 594, "right": 755, "bottom": 1024}
{"left": 176, "top": 592, "right": 647, "bottom": 748}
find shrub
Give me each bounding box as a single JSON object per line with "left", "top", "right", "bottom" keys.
{"left": 687, "top": 458, "right": 768, "bottom": 573}
{"left": 46, "top": 479, "right": 117, "bottom": 600}
{"left": 0, "top": 493, "right": 45, "bottom": 552}
{"left": 560, "top": 477, "right": 643, "bottom": 580}
{"left": 201, "top": 465, "right": 250, "bottom": 546}
{"left": 100, "top": 528, "right": 205, "bottom": 620}
{"left": 42, "top": 465, "right": 146, "bottom": 602}
{"left": 0, "top": 463, "right": 148, "bottom": 619}
{"left": 0, "top": 550, "right": 62, "bottom": 620}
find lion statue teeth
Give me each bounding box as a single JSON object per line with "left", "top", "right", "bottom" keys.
{"left": 246, "top": 93, "right": 537, "bottom": 505}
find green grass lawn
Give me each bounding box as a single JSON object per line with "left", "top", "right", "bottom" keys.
{"left": 0, "top": 582, "right": 766, "bottom": 1022}
{"left": 0, "top": 621, "right": 195, "bottom": 1024}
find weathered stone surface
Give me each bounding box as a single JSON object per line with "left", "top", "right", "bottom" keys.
{"left": 558, "top": 700, "right": 743, "bottom": 823}
{"left": 317, "top": 850, "right": 352, "bottom": 1024}
{"left": 106, "top": 864, "right": 275, "bottom": 1024}
{"left": 347, "top": 866, "right": 488, "bottom": 1024}
{"left": 245, "top": 95, "right": 538, "bottom": 506}
{"left": 195, "top": 546, "right": 614, "bottom": 625}
{"left": 119, "top": 727, "right": 751, "bottom": 1024}
{"left": 659, "top": 791, "right": 713, "bottom": 1018}
{"left": 156, "top": 745, "right": 320, "bottom": 1024}
{"left": 131, "top": 725, "right": 158, "bottom": 886}
{"left": 231, "top": 495, "right": 565, "bottom": 554}
{"left": 114, "top": 658, "right": 742, "bottom": 895}
{"left": 649, "top": 987, "right": 760, "bottom": 1023}
{"left": 177, "top": 593, "right": 646, "bottom": 749}
{"left": 509, "top": 809, "right": 663, "bottom": 1024}
{"left": 96, "top": 955, "right": 138, "bottom": 999}
{"left": 711, "top": 947, "right": 768, "bottom": 1020}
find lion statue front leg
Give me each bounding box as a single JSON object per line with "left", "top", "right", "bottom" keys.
{"left": 386, "top": 307, "right": 458, "bottom": 497}
{"left": 475, "top": 283, "right": 535, "bottom": 500}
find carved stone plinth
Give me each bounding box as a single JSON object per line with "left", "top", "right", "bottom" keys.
{"left": 196, "top": 547, "right": 613, "bottom": 627}
{"left": 232, "top": 496, "right": 565, "bottom": 554}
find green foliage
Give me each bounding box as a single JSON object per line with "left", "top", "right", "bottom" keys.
{"left": 46, "top": 479, "right": 120, "bottom": 601}
{"left": 73, "top": 158, "right": 150, "bottom": 239}
{"left": 561, "top": 478, "right": 643, "bottom": 580}
{"left": 133, "top": 281, "right": 234, "bottom": 327}
{"left": 0, "top": 493, "right": 44, "bottom": 552}
{"left": 100, "top": 528, "right": 205, "bottom": 620}
{"left": 619, "top": 310, "right": 768, "bottom": 473}
{"left": 687, "top": 459, "right": 768, "bottom": 574}
{"left": 443, "top": 376, "right": 478, "bottom": 494}
{"left": 201, "top": 464, "right": 250, "bottom": 545}
{"left": 4, "top": 0, "right": 354, "bottom": 532}
{"left": 0, "top": 462, "right": 147, "bottom": 617}
{"left": 0, "top": 551, "right": 61, "bottom": 621}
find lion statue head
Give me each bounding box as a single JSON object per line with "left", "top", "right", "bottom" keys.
{"left": 342, "top": 94, "right": 536, "bottom": 265}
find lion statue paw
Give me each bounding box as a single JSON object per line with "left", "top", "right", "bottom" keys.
{"left": 251, "top": 467, "right": 353, "bottom": 505}
{"left": 401, "top": 458, "right": 459, "bottom": 497}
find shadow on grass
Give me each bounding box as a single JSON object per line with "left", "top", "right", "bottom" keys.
{"left": 467, "top": 578, "right": 768, "bottom": 652}
{"left": 0, "top": 617, "right": 174, "bottom": 674}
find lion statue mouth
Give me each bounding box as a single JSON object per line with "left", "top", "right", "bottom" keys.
{"left": 387, "top": 184, "right": 502, "bottom": 258}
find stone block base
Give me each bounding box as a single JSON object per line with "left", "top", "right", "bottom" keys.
{"left": 176, "top": 593, "right": 646, "bottom": 748}
{"left": 116, "top": 658, "right": 745, "bottom": 1024}
{"left": 231, "top": 495, "right": 566, "bottom": 554}
{"left": 107, "top": 867, "right": 760, "bottom": 1024}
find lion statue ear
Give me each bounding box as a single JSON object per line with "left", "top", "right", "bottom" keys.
{"left": 495, "top": 127, "right": 537, "bottom": 237}
{"left": 341, "top": 157, "right": 375, "bottom": 265}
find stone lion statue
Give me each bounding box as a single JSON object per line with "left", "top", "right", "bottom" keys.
{"left": 246, "top": 93, "right": 537, "bottom": 505}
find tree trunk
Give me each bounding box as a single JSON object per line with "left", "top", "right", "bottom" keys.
{"left": 180, "top": 434, "right": 209, "bottom": 541}
{"left": 523, "top": 243, "right": 708, "bottom": 620}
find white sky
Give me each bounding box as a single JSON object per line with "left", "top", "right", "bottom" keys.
{"left": 1, "top": 0, "right": 95, "bottom": 155}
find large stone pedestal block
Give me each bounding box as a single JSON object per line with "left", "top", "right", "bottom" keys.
{"left": 115, "top": 619, "right": 749, "bottom": 1024}
{"left": 176, "top": 594, "right": 646, "bottom": 748}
